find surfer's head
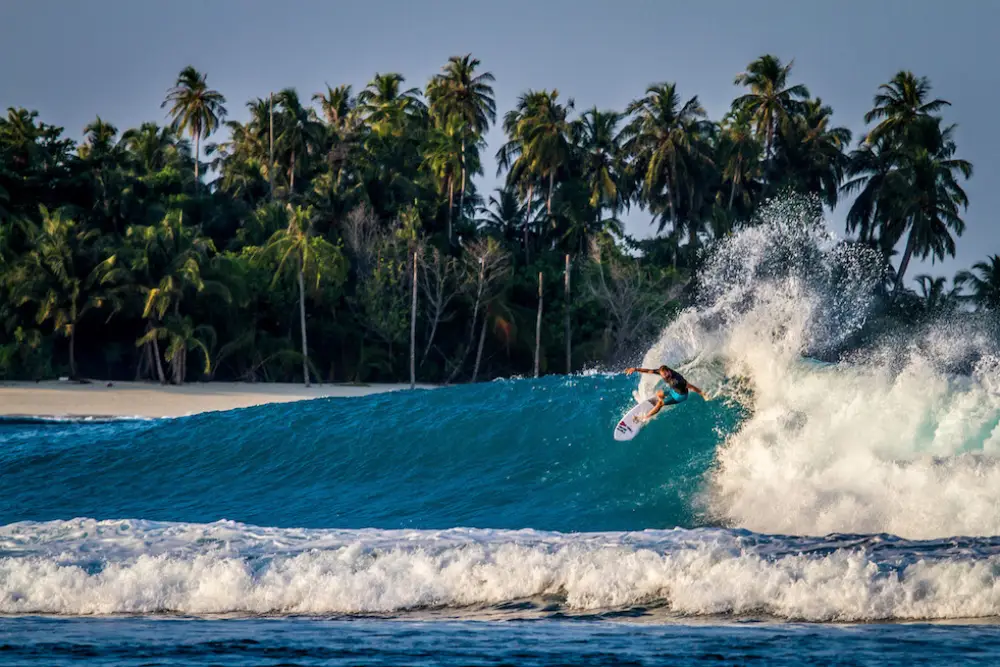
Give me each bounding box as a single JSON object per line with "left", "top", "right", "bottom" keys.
{"left": 658, "top": 365, "right": 672, "bottom": 378}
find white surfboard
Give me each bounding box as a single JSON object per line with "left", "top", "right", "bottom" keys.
{"left": 613, "top": 398, "right": 659, "bottom": 441}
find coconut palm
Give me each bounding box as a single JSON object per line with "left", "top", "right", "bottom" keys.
{"left": 572, "top": 108, "right": 626, "bottom": 217}
{"left": 517, "top": 90, "right": 575, "bottom": 216}
{"left": 273, "top": 88, "right": 324, "bottom": 197}
{"left": 423, "top": 116, "right": 466, "bottom": 240}
{"left": 313, "top": 84, "right": 356, "bottom": 132}
{"left": 478, "top": 186, "right": 533, "bottom": 247}
{"left": 8, "top": 206, "right": 111, "bottom": 379}
{"left": 495, "top": 91, "right": 553, "bottom": 256}
{"left": 842, "top": 134, "right": 896, "bottom": 243}
{"left": 357, "top": 73, "right": 426, "bottom": 137}
{"left": 161, "top": 66, "right": 227, "bottom": 185}
{"left": 79, "top": 117, "right": 119, "bottom": 161}
{"left": 956, "top": 255, "right": 1000, "bottom": 311}
{"left": 733, "top": 55, "right": 809, "bottom": 166}
{"left": 120, "top": 122, "right": 190, "bottom": 174}
{"left": 620, "top": 82, "right": 713, "bottom": 238}
{"left": 137, "top": 314, "right": 213, "bottom": 384}
{"left": 913, "top": 274, "right": 963, "bottom": 313}
{"left": 427, "top": 54, "right": 496, "bottom": 222}
{"left": 717, "top": 107, "right": 763, "bottom": 213}
{"left": 864, "top": 71, "right": 950, "bottom": 145}
{"left": 774, "top": 98, "right": 852, "bottom": 208}
{"left": 265, "top": 204, "right": 346, "bottom": 386}
{"left": 884, "top": 119, "right": 972, "bottom": 293}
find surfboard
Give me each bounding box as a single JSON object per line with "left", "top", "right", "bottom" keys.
{"left": 613, "top": 398, "right": 659, "bottom": 441}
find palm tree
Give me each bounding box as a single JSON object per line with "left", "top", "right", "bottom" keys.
{"left": 9, "top": 206, "right": 110, "bottom": 379}
{"left": 427, "top": 54, "right": 496, "bottom": 223}
{"left": 478, "top": 186, "right": 530, "bottom": 246}
{"left": 620, "top": 82, "right": 713, "bottom": 239}
{"left": 573, "top": 108, "right": 626, "bottom": 217}
{"left": 913, "top": 274, "right": 962, "bottom": 313}
{"left": 518, "top": 90, "right": 575, "bottom": 215}
{"left": 496, "top": 90, "right": 552, "bottom": 256}
{"left": 161, "top": 66, "right": 227, "bottom": 186}
{"left": 357, "top": 73, "right": 425, "bottom": 137}
{"left": 273, "top": 88, "right": 324, "bottom": 197}
{"left": 864, "top": 71, "right": 950, "bottom": 145}
{"left": 956, "top": 255, "right": 1000, "bottom": 311}
{"left": 423, "top": 116, "right": 465, "bottom": 239}
{"left": 313, "top": 84, "right": 356, "bottom": 132}
{"left": 717, "top": 107, "right": 763, "bottom": 212}
{"left": 774, "top": 98, "right": 852, "bottom": 208}
{"left": 120, "top": 122, "right": 189, "bottom": 174}
{"left": 842, "top": 134, "right": 896, "bottom": 243}
{"left": 137, "top": 314, "right": 213, "bottom": 384}
{"left": 265, "top": 204, "right": 345, "bottom": 386}
{"left": 733, "top": 55, "right": 809, "bottom": 170}
{"left": 79, "top": 117, "right": 119, "bottom": 160}
{"left": 885, "top": 119, "right": 972, "bottom": 293}
{"left": 107, "top": 211, "right": 223, "bottom": 383}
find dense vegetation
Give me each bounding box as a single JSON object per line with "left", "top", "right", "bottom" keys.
{"left": 1, "top": 55, "right": 995, "bottom": 384}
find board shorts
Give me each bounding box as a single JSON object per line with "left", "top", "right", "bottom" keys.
{"left": 655, "top": 380, "right": 688, "bottom": 406}
{"left": 662, "top": 388, "right": 688, "bottom": 406}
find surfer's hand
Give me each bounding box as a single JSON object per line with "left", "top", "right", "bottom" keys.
{"left": 625, "top": 367, "right": 636, "bottom": 375}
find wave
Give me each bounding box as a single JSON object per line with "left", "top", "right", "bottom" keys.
{"left": 638, "top": 197, "right": 1000, "bottom": 539}
{"left": 3, "top": 197, "right": 1000, "bottom": 543}
{"left": 0, "top": 375, "right": 743, "bottom": 532}
{"left": 4, "top": 518, "right": 1000, "bottom": 621}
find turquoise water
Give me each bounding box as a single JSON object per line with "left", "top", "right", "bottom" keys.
{"left": 6, "top": 210, "right": 1000, "bottom": 663}
{"left": 1, "top": 375, "right": 743, "bottom": 531}
{"left": 4, "top": 374, "right": 1000, "bottom": 665}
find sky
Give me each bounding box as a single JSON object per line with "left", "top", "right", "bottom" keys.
{"left": 1, "top": 0, "right": 996, "bottom": 282}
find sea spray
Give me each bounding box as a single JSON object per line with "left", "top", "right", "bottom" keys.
{"left": 638, "top": 196, "right": 1000, "bottom": 538}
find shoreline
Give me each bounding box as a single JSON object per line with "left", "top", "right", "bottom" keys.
{"left": 0, "top": 380, "right": 438, "bottom": 419}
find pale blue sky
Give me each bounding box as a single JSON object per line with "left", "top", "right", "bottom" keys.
{"left": 1, "top": 0, "right": 996, "bottom": 281}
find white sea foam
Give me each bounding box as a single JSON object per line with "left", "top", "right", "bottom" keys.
{"left": 2, "top": 519, "right": 1000, "bottom": 620}
{"left": 639, "top": 197, "right": 1000, "bottom": 539}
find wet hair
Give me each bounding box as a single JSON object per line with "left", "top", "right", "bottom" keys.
{"left": 658, "top": 365, "right": 671, "bottom": 374}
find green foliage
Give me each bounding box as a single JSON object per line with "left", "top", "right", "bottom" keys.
{"left": 0, "top": 57, "right": 990, "bottom": 384}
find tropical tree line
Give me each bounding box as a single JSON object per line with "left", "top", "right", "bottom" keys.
{"left": 0, "top": 55, "right": 995, "bottom": 383}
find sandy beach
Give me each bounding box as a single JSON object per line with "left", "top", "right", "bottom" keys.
{"left": 0, "top": 380, "right": 437, "bottom": 418}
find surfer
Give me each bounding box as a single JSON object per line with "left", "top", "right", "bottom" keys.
{"left": 625, "top": 365, "right": 705, "bottom": 422}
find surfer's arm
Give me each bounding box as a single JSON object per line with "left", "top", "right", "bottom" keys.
{"left": 625, "top": 367, "right": 656, "bottom": 375}
{"left": 687, "top": 383, "right": 706, "bottom": 398}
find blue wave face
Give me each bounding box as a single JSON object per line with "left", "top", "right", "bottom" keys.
{"left": 0, "top": 376, "right": 745, "bottom": 532}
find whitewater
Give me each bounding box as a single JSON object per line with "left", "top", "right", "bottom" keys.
{"left": 4, "top": 199, "right": 1000, "bottom": 645}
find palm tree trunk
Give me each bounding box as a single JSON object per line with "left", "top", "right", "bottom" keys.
{"left": 762, "top": 128, "right": 773, "bottom": 193}
{"left": 268, "top": 92, "right": 275, "bottom": 199}
{"left": 459, "top": 141, "right": 467, "bottom": 223}
{"left": 893, "top": 227, "right": 918, "bottom": 296}
{"left": 564, "top": 254, "right": 571, "bottom": 374}
{"left": 472, "top": 305, "right": 488, "bottom": 382}
{"left": 524, "top": 183, "right": 534, "bottom": 265}
{"left": 547, "top": 172, "right": 554, "bottom": 215}
{"left": 410, "top": 251, "right": 417, "bottom": 390}
{"left": 298, "top": 262, "right": 310, "bottom": 386}
{"left": 534, "top": 271, "right": 543, "bottom": 378}
{"left": 289, "top": 151, "right": 296, "bottom": 197}
{"left": 150, "top": 328, "right": 166, "bottom": 385}
{"left": 728, "top": 157, "right": 740, "bottom": 211}
{"left": 447, "top": 177, "right": 454, "bottom": 242}
{"left": 194, "top": 131, "right": 200, "bottom": 187}
{"left": 69, "top": 322, "right": 78, "bottom": 380}
{"left": 446, "top": 277, "right": 483, "bottom": 384}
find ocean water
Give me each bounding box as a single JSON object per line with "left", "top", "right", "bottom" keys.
{"left": 4, "top": 200, "right": 1000, "bottom": 665}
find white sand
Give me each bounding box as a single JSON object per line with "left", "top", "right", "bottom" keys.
{"left": 0, "top": 380, "right": 437, "bottom": 418}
